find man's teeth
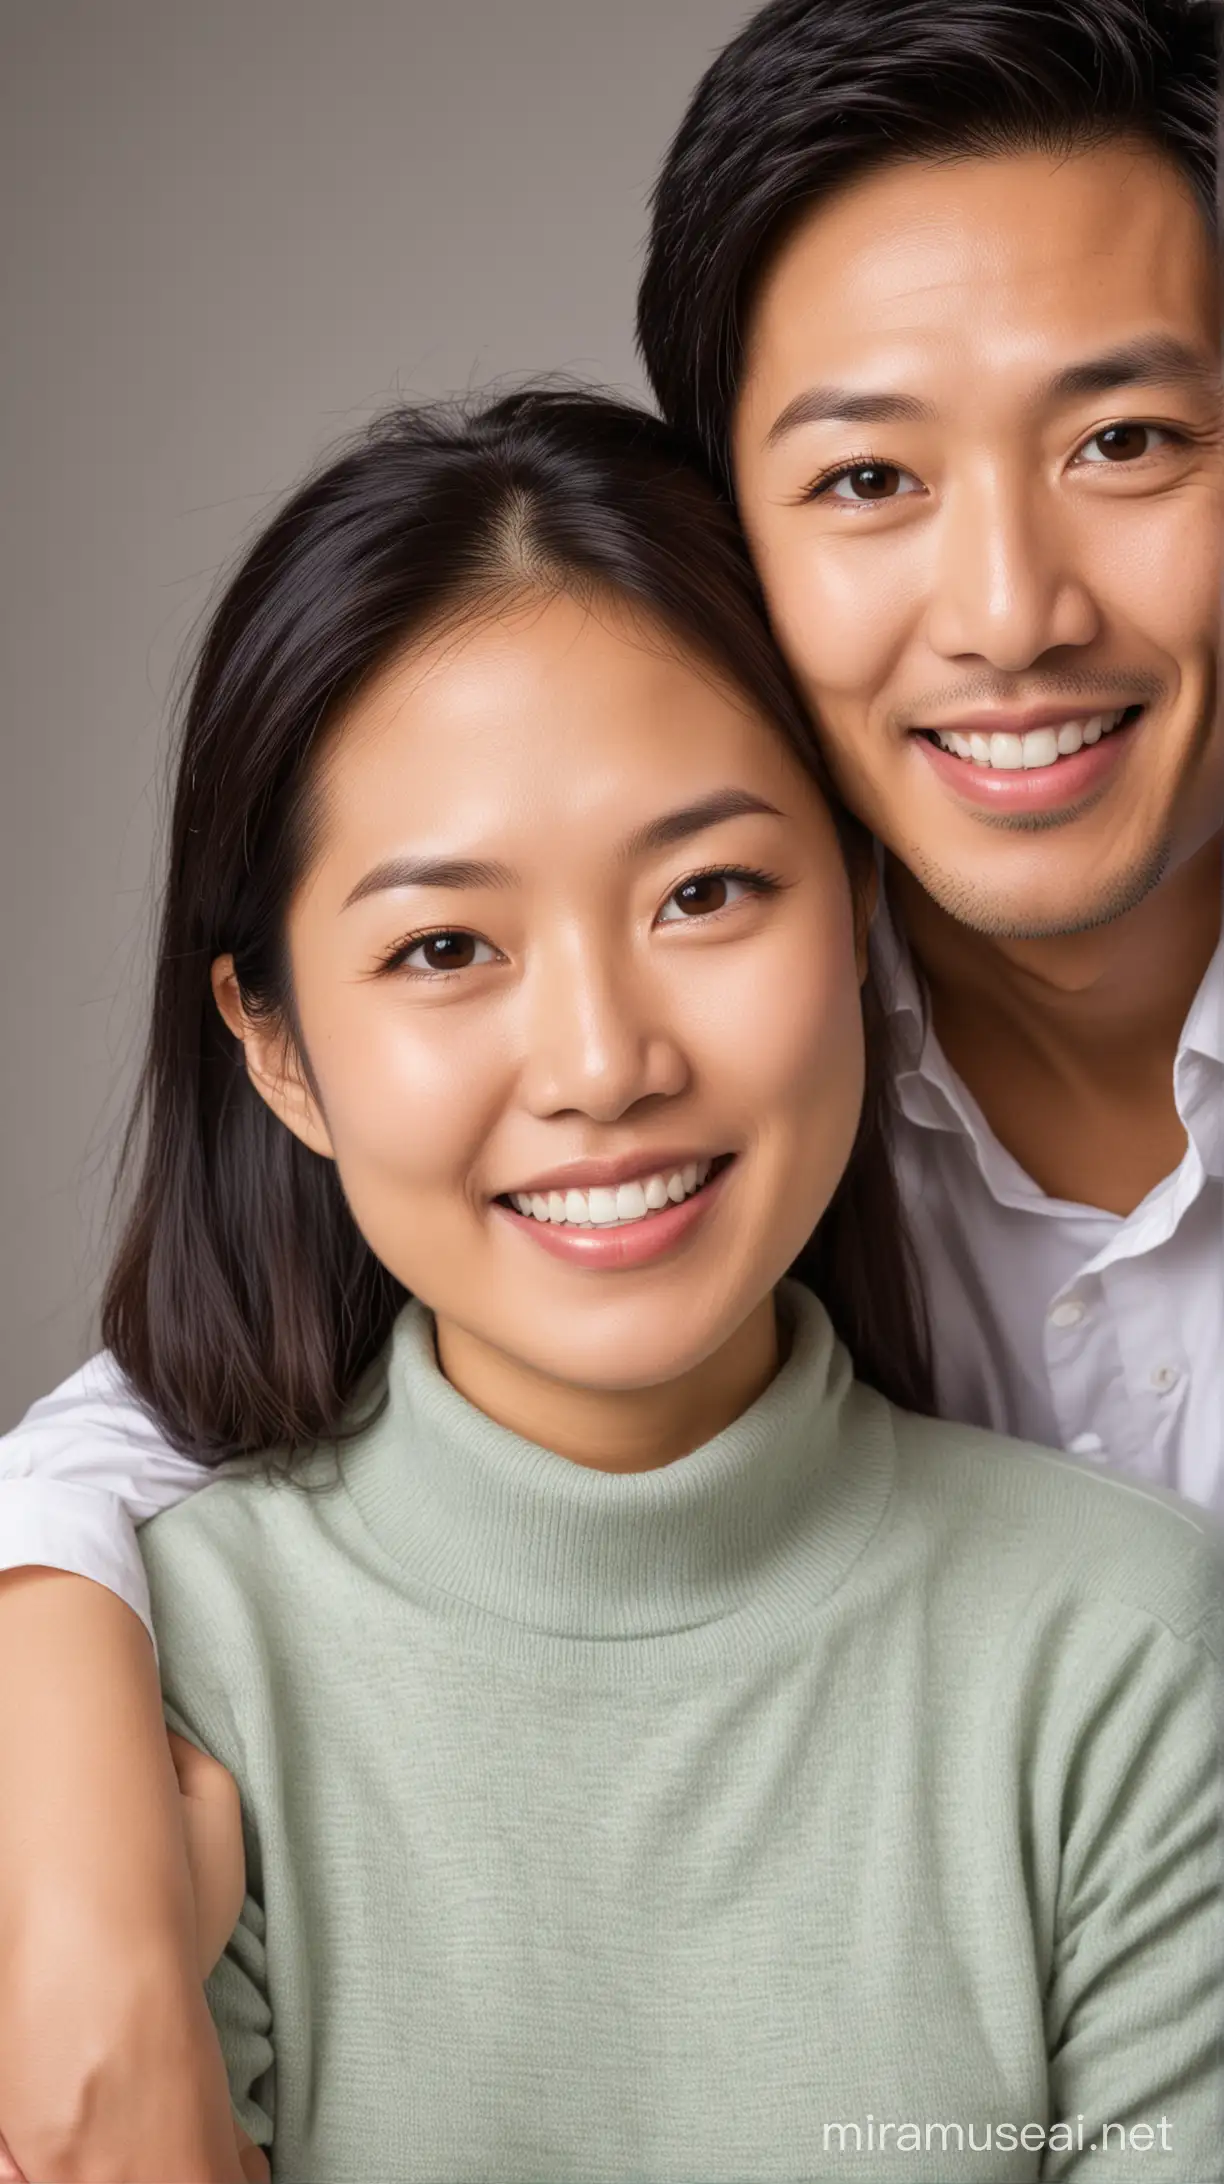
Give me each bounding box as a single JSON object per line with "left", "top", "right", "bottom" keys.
{"left": 509, "top": 1160, "right": 712, "bottom": 1227}
{"left": 931, "top": 710, "right": 1128, "bottom": 769}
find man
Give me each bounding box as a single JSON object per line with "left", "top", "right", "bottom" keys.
{"left": 638, "top": 0, "right": 1224, "bottom": 1504}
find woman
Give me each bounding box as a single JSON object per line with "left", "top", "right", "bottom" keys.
{"left": 0, "top": 392, "right": 1220, "bottom": 2182}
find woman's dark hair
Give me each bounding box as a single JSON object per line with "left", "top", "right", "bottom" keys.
{"left": 102, "top": 388, "right": 933, "bottom": 1463}
{"left": 637, "top": 0, "right": 1220, "bottom": 486}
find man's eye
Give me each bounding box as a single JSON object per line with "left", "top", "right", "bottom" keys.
{"left": 818, "top": 462, "right": 923, "bottom": 504}
{"left": 1076, "top": 423, "right": 1170, "bottom": 465}
{"left": 402, "top": 931, "right": 497, "bottom": 973}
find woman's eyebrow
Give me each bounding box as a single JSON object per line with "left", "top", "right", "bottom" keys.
{"left": 618, "top": 787, "right": 785, "bottom": 860}
{"left": 342, "top": 854, "right": 516, "bottom": 909}
{"left": 342, "top": 789, "right": 784, "bottom": 909}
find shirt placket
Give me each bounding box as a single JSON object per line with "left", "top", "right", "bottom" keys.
{"left": 1044, "top": 1250, "right": 1190, "bottom": 1484}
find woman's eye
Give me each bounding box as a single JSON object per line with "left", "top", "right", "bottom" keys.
{"left": 1075, "top": 423, "right": 1170, "bottom": 465}
{"left": 402, "top": 930, "right": 497, "bottom": 974}
{"left": 821, "top": 462, "right": 922, "bottom": 504}
{"left": 657, "top": 871, "right": 753, "bottom": 922}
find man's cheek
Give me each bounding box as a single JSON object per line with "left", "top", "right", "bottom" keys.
{"left": 772, "top": 576, "right": 905, "bottom": 713}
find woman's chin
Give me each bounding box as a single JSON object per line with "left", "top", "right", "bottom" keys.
{"left": 463, "top": 1304, "right": 758, "bottom": 1401}
{"left": 428, "top": 1273, "right": 781, "bottom": 1443}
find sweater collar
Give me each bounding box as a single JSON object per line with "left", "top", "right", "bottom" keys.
{"left": 342, "top": 1281, "right": 894, "bottom": 1643}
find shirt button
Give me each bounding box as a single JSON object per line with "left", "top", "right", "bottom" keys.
{"left": 1149, "top": 1364, "right": 1180, "bottom": 1393}
{"left": 1049, "top": 1298, "right": 1086, "bottom": 1328}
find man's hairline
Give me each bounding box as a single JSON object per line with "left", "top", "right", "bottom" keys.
{"left": 723, "top": 126, "right": 1217, "bottom": 464}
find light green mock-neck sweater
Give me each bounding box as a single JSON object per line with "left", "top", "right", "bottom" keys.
{"left": 140, "top": 1285, "right": 1224, "bottom": 2184}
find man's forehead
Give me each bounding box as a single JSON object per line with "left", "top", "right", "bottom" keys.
{"left": 748, "top": 142, "right": 1218, "bottom": 377}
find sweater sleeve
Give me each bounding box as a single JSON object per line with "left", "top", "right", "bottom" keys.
{"left": 0, "top": 1352, "right": 213, "bottom": 1639}
{"left": 1041, "top": 1609, "right": 1224, "bottom": 2181}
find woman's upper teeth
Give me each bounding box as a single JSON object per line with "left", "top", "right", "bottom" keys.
{"left": 510, "top": 1160, "right": 711, "bottom": 1226}
{"left": 933, "top": 709, "right": 1126, "bottom": 769}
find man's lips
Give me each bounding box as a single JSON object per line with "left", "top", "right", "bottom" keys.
{"left": 911, "top": 705, "right": 1142, "bottom": 811}
{"left": 911, "top": 703, "right": 1134, "bottom": 739}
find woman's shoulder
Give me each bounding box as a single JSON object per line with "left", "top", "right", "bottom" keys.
{"left": 139, "top": 1355, "right": 396, "bottom": 1575}
{"left": 137, "top": 1436, "right": 355, "bottom": 1631}
{"left": 883, "top": 1402, "right": 1223, "bottom": 1657}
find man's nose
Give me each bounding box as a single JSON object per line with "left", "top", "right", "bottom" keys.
{"left": 517, "top": 940, "right": 689, "bottom": 1123}
{"left": 925, "top": 471, "right": 1100, "bottom": 670}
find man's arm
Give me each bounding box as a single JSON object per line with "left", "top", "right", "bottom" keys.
{"left": 0, "top": 1570, "right": 244, "bottom": 2183}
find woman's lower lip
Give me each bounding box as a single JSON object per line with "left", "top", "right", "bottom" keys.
{"left": 912, "top": 714, "right": 1139, "bottom": 811}
{"left": 492, "top": 1160, "right": 733, "bottom": 1269}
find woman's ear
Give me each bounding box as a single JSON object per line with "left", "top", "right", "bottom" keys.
{"left": 210, "top": 956, "right": 335, "bottom": 1160}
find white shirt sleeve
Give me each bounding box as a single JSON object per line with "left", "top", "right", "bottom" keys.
{"left": 0, "top": 1351, "right": 213, "bottom": 1643}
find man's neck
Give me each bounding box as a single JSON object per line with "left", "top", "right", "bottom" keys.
{"left": 888, "top": 833, "right": 1222, "bottom": 1216}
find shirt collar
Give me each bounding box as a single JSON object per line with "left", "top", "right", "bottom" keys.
{"left": 869, "top": 881, "right": 996, "bottom": 1153}
{"left": 870, "top": 864, "right": 1224, "bottom": 1200}
{"left": 1179, "top": 923, "right": 1224, "bottom": 1068}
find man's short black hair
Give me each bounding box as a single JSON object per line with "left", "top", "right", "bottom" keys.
{"left": 637, "top": 0, "right": 1219, "bottom": 488}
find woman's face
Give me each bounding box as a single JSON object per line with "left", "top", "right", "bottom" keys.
{"left": 226, "top": 591, "right": 865, "bottom": 1435}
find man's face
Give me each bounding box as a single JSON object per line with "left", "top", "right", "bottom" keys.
{"left": 733, "top": 144, "right": 1223, "bottom": 938}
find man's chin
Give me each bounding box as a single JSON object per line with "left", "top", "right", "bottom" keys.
{"left": 898, "top": 837, "right": 1174, "bottom": 943}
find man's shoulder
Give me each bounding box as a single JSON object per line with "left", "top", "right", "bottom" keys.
{"left": 889, "top": 1406, "right": 1224, "bottom": 1653}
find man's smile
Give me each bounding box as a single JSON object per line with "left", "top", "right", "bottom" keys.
{"left": 910, "top": 705, "right": 1145, "bottom": 815}
{"left": 915, "top": 704, "right": 1138, "bottom": 771}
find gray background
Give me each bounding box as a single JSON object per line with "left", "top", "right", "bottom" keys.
{"left": 0, "top": 0, "right": 753, "bottom": 1427}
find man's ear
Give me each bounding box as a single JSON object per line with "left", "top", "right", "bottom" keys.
{"left": 851, "top": 852, "right": 879, "bottom": 985}
{"left": 210, "top": 956, "right": 335, "bottom": 1160}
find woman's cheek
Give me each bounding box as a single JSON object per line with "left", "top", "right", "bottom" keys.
{"left": 309, "top": 1004, "right": 499, "bottom": 1276}
{"left": 732, "top": 905, "right": 865, "bottom": 1157}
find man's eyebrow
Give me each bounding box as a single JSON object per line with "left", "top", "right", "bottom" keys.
{"left": 761, "top": 337, "right": 1219, "bottom": 451}
{"left": 1044, "top": 334, "right": 1220, "bottom": 403}
{"left": 764, "top": 386, "right": 936, "bottom": 446}
{"left": 341, "top": 789, "right": 783, "bottom": 907}
{"left": 342, "top": 854, "right": 517, "bottom": 909}
{"left": 619, "top": 787, "right": 784, "bottom": 859}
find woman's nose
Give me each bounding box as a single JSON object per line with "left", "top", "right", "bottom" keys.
{"left": 517, "top": 942, "right": 689, "bottom": 1123}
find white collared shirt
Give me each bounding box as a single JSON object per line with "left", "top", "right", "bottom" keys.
{"left": 874, "top": 890, "right": 1224, "bottom": 1511}
{"left": 4, "top": 893, "right": 1223, "bottom": 1640}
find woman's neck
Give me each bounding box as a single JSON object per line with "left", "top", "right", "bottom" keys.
{"left": 433, "top": 1294, "right": 780, "bottom": 1474}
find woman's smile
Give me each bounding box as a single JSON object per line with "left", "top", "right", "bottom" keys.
{"left": 494, "top": 1152, "right": 737, "bottom": 1268}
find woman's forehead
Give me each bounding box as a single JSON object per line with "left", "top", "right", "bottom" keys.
{"left": 316, "top": 592, "right": 799, "bottom": 823}
{"left": 286, "top": 598, "right": 832, "bottom": 929}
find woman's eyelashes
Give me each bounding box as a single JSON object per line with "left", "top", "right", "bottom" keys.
{"left": 381, "top": 930, "right": 501, "bottom": 978}
{"left": 654, "top": 864, "right": 786, "bottom": 923}
{"left": 374, "top": 866, "right": 788, "bottom": 980}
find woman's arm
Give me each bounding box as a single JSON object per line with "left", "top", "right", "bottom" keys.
{"left": 0, "top": 1569, "right": 245, "bottom": 2184}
